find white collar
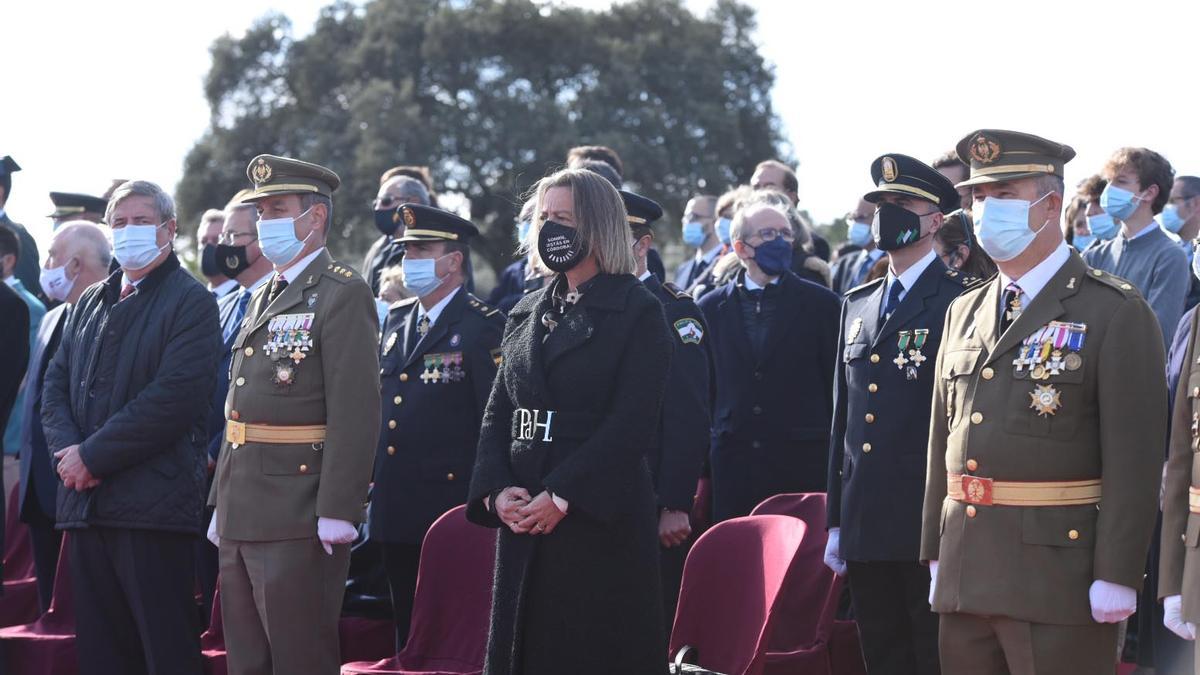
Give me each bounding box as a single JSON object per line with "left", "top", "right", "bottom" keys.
{"left": 886, "top": 249, "right": 936, "bottom": 294}
{"left": 243, "top": 270, "right": 272, "bottom": 294}
{"left": 638, "top": 270, "right": 653, "bottom": 282}
{"left": 417, "top": 285, "right": 461, "bottom": 326}
{"left": 696, "top": 243, "right": 723, "bottom": 264}
{"left": 743, "top": 272, "right": 780, "bottom": 291}
{"left": 278, "top": 248, "right": 325, "bottom": 285}
{"left": 122, "top": 273, "right": 141, "bottom": 288}
{"left": 999, "top": 241, "right": 1071, "bottom": 304}
{"left": 2, "top": 276, "right": 16, "bottom": 288}
{"left": 210, "top": 278, "right": 239, "bottom": 297}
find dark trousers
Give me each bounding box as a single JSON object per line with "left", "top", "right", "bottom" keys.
{"left": 22, "top": 509, "right": 60, "bottom": 612}
{"left": 660, "top": 540, "right": 690, "bottom": 637}
{"left": 69, "top": 527, "right": 202, "bottom": 675}
{"left": 381, "top": 542, "right": 422, "bottom": 652}
{"left": 847, "top": 560, "right": 940, "bottom": 675}
{"left": 196, "top": 507, "right": 218, "bottom": 627}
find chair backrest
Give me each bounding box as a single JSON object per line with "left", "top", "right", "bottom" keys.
{"left": 669, "top": 515, "right": 808, "bottom": 675}
{"left": 750, "top": 493, "right": 842, "bottom": 651}
{"left": 396, "top": 505, "right": 497, "bottom": 672}
{"left": 3, "top": 485, "right": 34, "bottom": 581}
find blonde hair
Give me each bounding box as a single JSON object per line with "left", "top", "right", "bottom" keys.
{"left": 523, "top": 168, "right": 636, "bottom": 275}
{"left": 378, "top": 264, "right": 413, "bottom": 304}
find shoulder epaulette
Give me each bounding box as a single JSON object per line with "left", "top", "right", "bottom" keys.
{"left": 324, "top": 262, "right": 362, "bottom": 284}
{"left": 944, "top": 267, "right": 985, "bottom": 289}
{"left": 661, "top": 281, "right": 691, "bottom": 301}
{"left": 466, "top": 294, "right": 503, "bottom": 318}
{"left": 844, "top": 276, "right": 884, "bottom": 297}
{"left": 1083, "top": 267, "right": 1138, "bottom": 297}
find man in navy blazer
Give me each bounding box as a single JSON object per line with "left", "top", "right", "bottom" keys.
{"left": 824, "top": 154, "right": 973, "bottom": 675}
{"left": 698, "top": 195, "right": 840, "bottom": 522}
{"left": 17, "top": 221, "right": 111, "bottom": 610}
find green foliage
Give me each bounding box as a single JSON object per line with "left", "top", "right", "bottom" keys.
{"left": 177, "top": 0, "right": 784, "bottom": 284}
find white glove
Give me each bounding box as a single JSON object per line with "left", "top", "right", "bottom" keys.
{"left": 1089, "top": 579, "right": 1137, "bottom": 623}
{"left": 206, "top": 510, "right": 220, "bottom": 548}
{"left": 1164, "top": 595, "right": 1197, "bottom": 640}
{"left": 317, "top": 517, "right": 357, "bottom": 555}
{"left": 928, "top": 560, "right": 939, "bottom": 606}
{"left": 823, "top": 528, "right": 847, "bottom": 576}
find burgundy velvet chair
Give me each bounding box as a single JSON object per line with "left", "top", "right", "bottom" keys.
{"left": 668, "top": 515, "right": 808, "bottom": 675}
{"left": 750, "top": 493, "right": 866, "bottom": 675}
{"left": 0, "top": 533, "right": 76, "bottom": 674}
{"left": 0, "top": 485, "right": 40, "bottom": 628}
{"left": 340, "top": 505, "right": 497, "bottom": 675}
{"left": 201, "top": 585, "right": 227, "bottom": 675}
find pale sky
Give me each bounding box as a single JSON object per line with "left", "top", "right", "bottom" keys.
{"left": 6, "top": 0, "right": 1200, "bottom": 255}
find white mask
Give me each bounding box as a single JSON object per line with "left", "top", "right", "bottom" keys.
{"left": 112, "top": 221, "right": 169, "bottom": 270}
{"left": 39, "top": 260, "right": 77, "bottom": 302}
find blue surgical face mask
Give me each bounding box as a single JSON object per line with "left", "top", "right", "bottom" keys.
{"left": 1099, "top": 184, "right": 1144, "bottom": 221}
{"left": 256, "top": 207, "right": 314, "bottom": 266}
{"left": 516, "top": 220, "right": 531, "bottom": 245}
{"left": 1072, "top": 233, "right": 1096, "bottom": 252}
{"left": 847, "top": 220, "right": 872, "bottom": 248}
{"left": 748, "top": 237, "right": 793, "bottom": 276}
{"left": 1086, "top": 213, "right": 1119, "bottom": 241}
{"left": 973, "top": 193, "right": 1051, "bottom": 262}
{"left": 402, "top": 254, "right": 450, "bottom": 297}
{"left": 112, "top": 221, "right": 169, "bottom": 271}
{"left": 682, "top": 221, "right": 706, "bottom": 248}
{"left": 1159, "top": 203, "right": 1187, "bottom": 233}
{"left": 715, "top": 217, "right": 732, "bottom": 245}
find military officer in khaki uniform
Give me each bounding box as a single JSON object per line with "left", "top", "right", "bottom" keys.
{"left": 921, "top": 130, "right": 1167, "bottom": 674}
{"left": 207, "top": 155, "right": 381, "bottom": 675}
{"left": 1160, "top": 265, "right": 1200, "bottom": 663}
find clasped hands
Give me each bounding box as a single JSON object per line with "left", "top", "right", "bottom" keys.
{"left": 54, "top": 444, "right": 100, "bottom": 492}
{"left": 494, "top": 487, "right": 565, "bottom": 535}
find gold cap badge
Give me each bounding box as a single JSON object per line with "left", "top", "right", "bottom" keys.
{"left": 881, "top": 157, "right": 898, "bottom": 182}
{"left": 968, "top": 134, "right": 1001, "bottom": 165}
{"left": 251, "top": 158, "right": 273, "bottom": 184}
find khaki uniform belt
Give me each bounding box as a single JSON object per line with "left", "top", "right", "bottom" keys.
{"left": 225, "top": 420, "right": 326, "bottom": 445}
{"left": 947, "top": 473, "right": 1101, "bottom": 507}
{"left": 1189, "top": 486, "right": 1200, "bottom": 514}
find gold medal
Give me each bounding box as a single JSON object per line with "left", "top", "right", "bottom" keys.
{"left": 1031, "top": 364, "right": 1047, "bottom": 380}
{"left": 1029, "top": 384, "right": 1062, "bottom": 416}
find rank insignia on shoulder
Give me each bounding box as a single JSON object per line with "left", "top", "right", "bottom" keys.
{"left": 674, "top": 318, "right": 704, "bottom": 345}
{"left": 662, "top": 281, "right": 690, "bottom": 300}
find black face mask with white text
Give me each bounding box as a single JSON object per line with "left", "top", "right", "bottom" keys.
{"left": 537, "top": 220, "right": 588, "bottom": 273}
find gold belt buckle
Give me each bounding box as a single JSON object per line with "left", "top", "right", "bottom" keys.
{"left": 962, "top": 475, "right": 994, "bottom": 506}
{"left": 226, "top": 420, "right": 246, "bottom": 445}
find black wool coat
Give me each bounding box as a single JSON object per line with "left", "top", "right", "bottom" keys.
{"left": 467, "top": 273, "right": 671, "bottom": 675}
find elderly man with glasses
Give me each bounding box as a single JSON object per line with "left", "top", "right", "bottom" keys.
{"left": 363, "top": 172, "right": 432, "bottom": 295}
{"left": 697, "top": 193, "right": 841, "bottom": 521}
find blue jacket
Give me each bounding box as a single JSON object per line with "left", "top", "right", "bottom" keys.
{"left": 207, "top": 286, "right": 252, "bottom": 462}
{"left": 698, "top": 270, "right": 840, "bottom": 521}
{"left": 826, "top": 257, "right": 973, "bottom": 561}
{"left": 17, "top": 304, "right": 67, "bottom": 522}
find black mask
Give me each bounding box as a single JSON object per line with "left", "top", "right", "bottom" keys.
{"left": 200, "top": 243, "right": 221, "bottom": 277}
{"left": 374, "top": 208, "right": 401, "bottom": 237}
{"left": 216, "top": 243, "right": 251, "bottom": 278}
{"left": 538, "top": 220, "right": 588, "bottom": 273}
{"left": 872, "top": 202, "right": 931, "bottom": 251}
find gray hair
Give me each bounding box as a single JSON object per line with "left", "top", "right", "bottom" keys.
{"left": 56, "top": 220, "right": 113, "bottom": 269}
{"left": 730, "top": 200, "right": 791, "bottom": 243}
{"left": 748, "top": 189, "right": 813, "bottom": 249}
{"left": 1036, "top": 174, "right": 1066, "bottom": 197}
{"left": 300, "top": 193, "right": 334, "bottom": 232}
{"left": 105, "top": 180, "right": 176, "bottom": 224}
{"left": 382, "top": 176, "right": 430, "bottom": 206}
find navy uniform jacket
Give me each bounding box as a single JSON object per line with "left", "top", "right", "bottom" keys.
{"left": 18, "top": 304, "right": 68, "bottom": 522}
{"left": 206, "top": 287, "right": 252, "bottom": 462}
{"left": 826, "top": 256, "right": 974, "bottom": 561}
{"left": 698, "top": 270, "right": 840, "bottom": 521}
{"left": 643, "top": 274, "right": 712, "bottom": 512}
{"left": 370, "top": 288, "right": 503, "bottom": 544}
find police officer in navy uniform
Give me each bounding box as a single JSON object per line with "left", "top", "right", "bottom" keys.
{"left": 372, "top": 203, "right": 504, "bottom": 649}
{"left": 622, "top": 190, "right": 712, "bottom": 633}
{"left": 825, "top": 154, "right": 973, "bottom": 675}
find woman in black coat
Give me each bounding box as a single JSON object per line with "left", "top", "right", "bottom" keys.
{"left": 468, "top": 168, "right": 672, "bottom": 675}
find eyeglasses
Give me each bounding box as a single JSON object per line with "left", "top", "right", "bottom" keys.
{"left": 373, "top": 196, "right": 416, "bottom": 210}
{"left": 218, "top": 231, "right": 257, "bottom": 245}
{"left": 750, "top": 227, "right": 795, "bottom": 242}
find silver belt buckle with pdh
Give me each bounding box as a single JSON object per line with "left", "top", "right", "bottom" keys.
{"left": 515, "top": 408, "right": 555, "bottom": 442}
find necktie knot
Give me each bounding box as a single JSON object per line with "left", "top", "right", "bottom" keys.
{"left": 268, "top": 275, "right": 288, "bottom": 303}
{"left": 883, "top": 279, "right": 904, "bottom": 319}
